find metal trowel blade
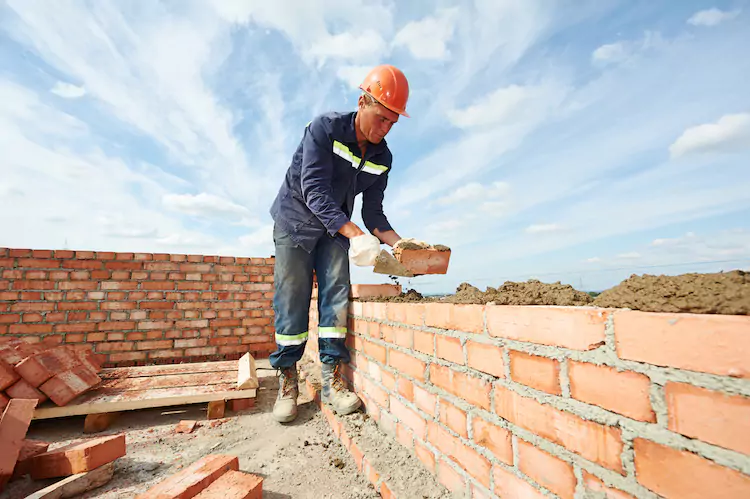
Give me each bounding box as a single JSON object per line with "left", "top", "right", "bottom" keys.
{"left": 373, "top": 249, "right": 414, "bottom": 277}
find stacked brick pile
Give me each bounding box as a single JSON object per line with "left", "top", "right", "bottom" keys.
{"left": 0, "top": 338, "right": 104, "bottom": 408}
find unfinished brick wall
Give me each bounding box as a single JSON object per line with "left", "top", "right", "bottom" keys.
{"left": 0, "top": 248, "right": 276, "bottom": 367}
{"left": 307, "top": 299, "right": 750, "bottom": 499}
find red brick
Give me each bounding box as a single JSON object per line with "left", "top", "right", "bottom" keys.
{"left": 494, "top": 386, "right": 623, "bottom": 472}
{"left": 0, "top": 359, "right": 20, "bottom": 390}
{"left": 30, "top": 433, "right": 126, "bottom": 479}
{"left": 396, "top": 422, "right": 414, "bottom": 449}
{"left": 388, "top": 349, "right": 426, "bottom": 381}
{"left": 518, "top": 440, "right": 576, "bottom": 499}
{"left": 582, "top": 472, "right": 636, "bottom": 499}
{"left": 436, "top": 336, "right": 464, "bottom": 365}
{"left": 6, "top": 378, "right": 48, "bottom": 403}
{"left": 439, "top": 399, "right": 468, "bottom": 437}
{"left": 0, "top": 393, "right": 8, "bottom": 411}
{"left": 615, "top": 311, "right": 750, "bottom": 377}
{"left": 569, "top": 361, "right": 654, "bottom": 422}
{"left": 437, "top": 459, "right": 466, "bottom": 493}
{"left": 386, "top": 302, "right": 425, "bottom": 326}
{"left": 634, "top": 438, "right": 750, "bottom": 498}
{"left": 493, "top": 465, "right": 546, "bottom": 499}
{"left": 396, "top": 247, "right": 451, "bottom": 275}
{"left": 39, "top": 364, "right": 102, "bottom": 406}
{"left": 363, "top": 377, "right": 389, "bottom": 409}
{"left": 466, "top": 341, "right": 505, "bottom": 378}
{"left": 425, "top": 303, "right": 484, "bottom": 333}
{"left": 0, "top": 399, "right": 38, "bottom": 487}
{"left": 12, "top": 439, "right": 50, "bottom": 478}
{"left": 428, "top": 422, "right": 491, "bottom": 487}
{"left": 390, "top": 396, "right": 426, "bottom": 438}
{"left": 487, "top": 306, "right": 607, "bottom": 350}
{"left": 413, "top": 384, "right": 437, "bottom": 416}
{"left": 413, "top": 330, "right": 434, "bottom": 355}
{"left": 363, "top": 340, "right": 386, "bottom": 364}
{"left": 414, "top": 439, "right": 436, "bottom": 473}
{"left": 193, "top": 470, "right": 262, "bottom": 499}
{"left": 380, "top": 324, "right": 413, "bottom": 349}
{"left": 665, "top": 382, "right": 750, "bottom": 454}
{"left": 429, "top": 364, "right": 491, "bottom": 410}
{"left": 509, "top": 351, "right": 561, "bottom": 395}
{"left": 350, "top": 284, "right": 401, "bottom": 298}
{"left": 471, "top": 417, "right": 513, "bottom": 465}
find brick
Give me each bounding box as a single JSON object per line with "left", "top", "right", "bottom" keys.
{"left": 413, "top": 384, "right": 437, "bottom": 416}
{"left": 615, "top": 311, "right": 750, "bottom": 378}
{"left": 6, "top": 378, "right": 48, "bottom": 403}
{"left": 0, "top": 393, "right": 8, "bottom": 411}
{"left": 471, "top": 417, "right": 513, "bottom": 465}
{"left": 428, "top": 422, "right": 491, "bottom": 486}
{"left": 436, "top": 336, "right": 464, "bottom": 365}
{"left": 15, "top": 346, "right": 99, "bottom": 388}
{"left": 425, "top": 303, "right": 484, "bottom": 333}
{"left": 12, "top": 439, "right": 50, "bottom": 478}
{"left": 396, "top": 247, "right": 451, "bottom": 275}
{"left": 350, "top": 284, "right": 401, "bottom": 298}
{"left": 509, "top": 351, "right": 561, "bottom": 395}
{"left": 494, "top": 386, "right": 623, "bottom": 472}
{"left": 466, "top": 341, "right": 505, "bottom": 378}
{"left": 569, "top": 361, "right": 654, "bottom": 422}
{"left": 229, "top": 398, "right": 255, "bottom": 411}
{"left": 175, "top": 420, "right": 198, "bottom": 434}
{"left": 582, "top": 472, "right": 636, "bottom": 499}
{"left": 363, "top": 377, "right": 389, "bottom": 409}
{"left": 437, "top": 459, "right": 466, "bottom": 494}
{"left": 193, "top": 470, "right": 262, "bottom": 499}
{"left": 493, "top": 465, "right": 546, "bottom": 499}
{"left": 397, "top": 377, "right": 414, "bottom": 401}
{"left": 0, "top": 399, "right": 37, "bottom": 487}
{"left": 487, "top": 306, "right": 607, "bottom": 350}
{"left": 39, "top": 364, "right": 102, "bottom": 406}
{"left": 380, "top": 324, "right": 413, "bottom": 349}
{"left": 634, "top": 438, "right": 750, "bottom": 498}
{"left": 414, "top": 439, "right": 436, "bottom": 473}
{"left": 31, "top": 434, "right": 126, "bottom": 479}
{"left": 518, "top": 439, "right": 576, "bottom": 499}
{"left": 388, "top": 349, "right": 426, "bottom": 381}
{"left": 386, "top": 303, "right": 425, "bottom": 326}
{"left": 390, "top": 396, "right": 426, "bottom": 438}
{"left": 439, "top": 399, "right": 467, "bottom": 437}
{"left": 207, "top": 400, "right": 225, "bottom": 419}
{"left": 0, "top": 359, "right": 20, "bottom": 390}
{"left": 413, "top": 330, "right": 434, "bottom": 355}
{"left": 396, "top": 422, "right": 414, "bottom": 449}
{"left": 665, "top": 382, "right": 750, "bottom": 454}
{"left": 363, "top": 340, "right": 386, "bottom": 364}
{"left": 429, "top": 364, "right": 491, "bottom": 410}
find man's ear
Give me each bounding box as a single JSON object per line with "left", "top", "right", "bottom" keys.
{"left": 357, "top": 95, "right": 366, "bottom": 109}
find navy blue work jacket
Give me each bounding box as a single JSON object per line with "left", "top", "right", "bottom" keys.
{"left": 270, "top": 111, "right": 394, "bottom": 253}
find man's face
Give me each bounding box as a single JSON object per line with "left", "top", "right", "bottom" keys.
{"left": 358, "top": 97, "right": 399, "bottom": 144}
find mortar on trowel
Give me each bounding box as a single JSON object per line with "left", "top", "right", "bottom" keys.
{"left": 373, "top": 239, "right": 451, "bottom": 277}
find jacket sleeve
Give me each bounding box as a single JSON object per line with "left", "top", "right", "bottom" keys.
{"left": 300, "top": 118, "right": 350, "bottom": 236}
{"left": 362, "top": 172, "right": 394, "bottom": 234}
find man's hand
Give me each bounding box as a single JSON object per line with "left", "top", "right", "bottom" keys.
{"left": 338, "top": 221, "right": 365, "bottom": 239}
{"left": 373, "top": 228, "right": 402, "bottom": 247}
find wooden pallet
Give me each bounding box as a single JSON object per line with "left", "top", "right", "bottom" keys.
{"left": 32, "top": 360, "right": 256, "bottom": 420}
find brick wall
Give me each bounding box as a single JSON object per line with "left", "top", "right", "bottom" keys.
{"left": 308, "top": 298, "right": 750, "bottom": 499}
{"left": 0, "top": 248, "right": 276, "bottom": 367}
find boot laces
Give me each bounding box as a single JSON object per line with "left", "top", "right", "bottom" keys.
{"left": 279, "top": 367, "right": 297, "bottom": 397}
{"left": 331, "top": 363, "right": 346, "bottom": 392}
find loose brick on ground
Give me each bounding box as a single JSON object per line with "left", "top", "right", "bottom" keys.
{"left": 135, "top": 454, "right": 239, "bottom": 499}
{"left": 0, "top": 399, "right": 38, "bottom": 490}
{"left": 193, "top": 470, "right": 263, "bottom": 499}
{"left": 12, "top": 439, "right": 50, "bottom": 478}
{"left": 175, "top": 420, "right": 198, "bottom": 434}
{"left": 6, "top": 378, "right": 48, "bottom": 403}
{"left": 30, "top": 433, "right": 126, "bottom": 479}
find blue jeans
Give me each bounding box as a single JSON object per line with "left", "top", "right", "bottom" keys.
{"left": 269, "top": 224, "right": 351, "bottom": 369}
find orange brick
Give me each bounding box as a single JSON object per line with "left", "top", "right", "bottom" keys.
{"left": 415, "top": 439, "right": 436, "bottom": 473}
{"left": 425, "top": 303, "right": 484, "bottom": 333}
{"left": 175, "top": 420, "right": 198, "bottom": 434}
{"left": 39, "top": 364, "right": 102, "bottom": 406}
{"left": 471, "top": 417, "right": 513, "bottom": 465}
{"left": 363, "top": 377, "right": 389, "bottom": 409}
{"left": 582, "top": 472, "right": 636, "bottom": 499}
{"left": 390, "top": 396, "right": 426, "bottom": 438}
{"left": 193, "top": 470, "right": 262, "bottom": 499}
{"left": 350, "top": 284, "right": 401, "bottom": 299}
{"left": 386, "top": 303, "right": 425, "bottom": 326}
{"left": 413, "top": 384, "right": 437, "bottom": 416}
{"left": 397, "top": 377, "right": 414, "bottom": 402}
{"left": 397, "top": 423, "right": 414, "bottom": 449}
{"left": 429, "top": 364, "right": 491, "bottom": 410}
{"left": 614, "top": 311, "right": 750, "bottom": 378}
{"left": 569, "top": 361, "right": 654, "bottom": 422}
{"left": 518, "top": 440, "right": 576, "bottom": 499}
{"left": 31, "top": 434, "right": 126, "bottom": 479}
{"left": 0, "top": 399, "right": 38, "bottom": 486}
{"left": 12, "top": 439, "right": 50, "bottom": 479}
{"left": 509, "top": 351, "right": 561, "bottom": 395}
{"left": 634, "top": 438, "right": 750, "bottom": 498}
{"left": 6, "top": 378, "right": 48, "bottom": 403}
{"left": 493, "top": 465, "right": 546, "bottom": 499}
{"left": 388, "top": 349, "right": 426, "bottom": 381}
{"left": 136, "top": 454, "right": 239, "bottom": 499}
{"left": 437, "top": 459, "right": 466, "bottom": 494}
{"left": 665, "top": 382, "right": 750, "bottom": 454}
{"left": 428, "top": 422, "right": 491, "bottom": 487}
{"left": 413, "top": 330, "right": 434, "bottom": 355}
{"left": 380, "top": 325, "right": 413, "bottom": 349}
{"left": 0, "top": 358, "right": 19, "bottom": 390}
{"left": 494, "top": 386, "right": 623, "bottom": 472}
{"left": 396, "top": 248, "right": 451, "bottom": 275}
{"left": 364, "top": 340, "right": 386, "bottom": 364}
{"left": 466, "top": 341, "right": 505, "bottom": 378}
{"left": 350, "top": 442, "right": 364, "bottom": 472}
{"left": 439, "top": 399, "right": 467, "bottom": 437}
{"left": 0, "top": 393, "right": 8, "bottom": 411}
{"left": 487, "top": 306, "right": 607, "bottom": 350}
{"left": 436, "top": 336, "right": 464, "bottom": 365}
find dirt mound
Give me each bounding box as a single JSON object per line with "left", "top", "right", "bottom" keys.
{"left": 443, "top": 280, "right": 594, "bottom": 306}
{"left": 365, "top": 288, "right": 425, "bottom": 303}
{"left": 593, "top": 270, "right": 750, "bottom": 314}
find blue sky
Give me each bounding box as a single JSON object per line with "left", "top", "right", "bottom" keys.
{"left": 1, "top": 0, "right": 748, "bottom": 294}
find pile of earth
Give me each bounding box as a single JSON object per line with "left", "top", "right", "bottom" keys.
{"left": 442, "top": 280, "right": 593, "bottom": 306}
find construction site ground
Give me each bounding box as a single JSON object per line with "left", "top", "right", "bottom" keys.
{"left": 3, "top": 359, "right": 452, "bottom": 499}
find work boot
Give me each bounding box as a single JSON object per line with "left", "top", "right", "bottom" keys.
{"left": 321, "top": 362, "right": 361, "bottom": 415}
{"left": 273, "top": 364, "right": 299, "bottom": 423}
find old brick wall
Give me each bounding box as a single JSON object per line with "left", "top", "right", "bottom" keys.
{"left": 0, "top": 248, "right": 276, "bottom": 367}
{"left": 308, "top": 296, "right": 750, "bottom": 499}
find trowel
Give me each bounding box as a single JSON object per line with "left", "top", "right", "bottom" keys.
{"left": 373, "top": 249, "right": 415, "bottom": 277}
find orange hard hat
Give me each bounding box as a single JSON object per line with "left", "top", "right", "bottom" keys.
{"left": 359, "top": 64, "right": 410, "bottom": 118}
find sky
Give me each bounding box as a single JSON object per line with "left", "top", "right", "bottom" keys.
{"left": 1, "top": 0, "right": 749, "bottom": 294}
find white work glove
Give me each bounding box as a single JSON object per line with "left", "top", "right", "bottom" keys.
{"left": 349, "top": 234, "right": 381, "bottom": 266}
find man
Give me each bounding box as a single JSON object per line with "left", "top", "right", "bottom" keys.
{"left": 268, "top": 64, "right": 410, "bottom": 423}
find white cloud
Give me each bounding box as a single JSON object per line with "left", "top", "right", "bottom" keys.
{"left": 162, "top": 193, "right": 250, "bottom": 218}
{"left": 616, "top": 252, "right": 642, "bottom": 259}
{"left": 308, "top": 30, "right": 388, "bottom": 63}
{"left": 336, "top": 65, "right": 371, "bottom": 88}
{"left": 687, "top": 8, "right": 741, "bottom": 27}
{"left": 585, "top": 257, "right": 602, "bottom": 263}
{"left": 393, "top": 8, "right": 458, "bottom": 60}
{"left": 591, "top": 32, "right": 664, "bottom": 66}
{"left": 98, "top": 215, "right": 158, "bottom": 239}
{"left": 525, "top": 224, "right": 566, "bottom": 234}
{"left": 51, "top": 81, "right": 86, "bottom": 99}
{"left": 592, "top": 42, "right": 629, "bottom": 64}
{"left": 435, "top": 181, "right": 510, "bottom": 206}
{"left": 669, "top": 113, "right": 750, "bottom": 159}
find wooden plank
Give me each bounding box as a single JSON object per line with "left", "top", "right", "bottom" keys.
{"left": 25, "top": 461, "right": 114, "bottom": 498}
{"left": 33, "top": 384, "right": 256, "bottom": 419}
{"left": 98, "top": 371, "right": 235, "bottom": 392}
{"left": 99, "top": 361, "right": 238, "bottom": 380}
